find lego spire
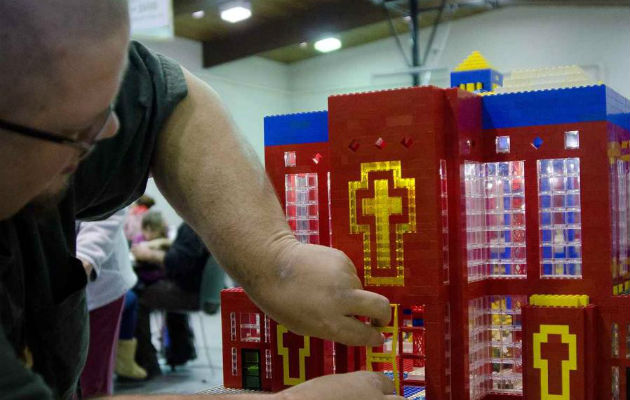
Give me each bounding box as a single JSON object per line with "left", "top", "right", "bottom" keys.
{"left": 454, "top": 51, "right": 494, "bottom": 72}
{"left": 450, "top": 51, "right": 502, "bottom": 93}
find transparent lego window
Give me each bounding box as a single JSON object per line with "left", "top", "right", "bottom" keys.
{"left": 611, "top": 160, "right": 630, "bottom": 294}
{"left": 496, "top": 136, "right": 510, "bottom": 154}
{"left": 612, "top": 323, "right": 620, "bottom": 358}
{"left": 230, "top": 312, "right": 237, "bottom": 341}
{"left": 485, "top": 162, "right": 526, "bottom": 279}
{"left": 463, "top": 162, "right": 526, "bottom": 282}
{"left": 240, "top": 313, "right": 261, "bottom": 343}
{"left": 564, "top": 130, "right": 579, "bottom": 150}
{"left": 464, "top": 163, "right": 487, "bottom": 283}
{"left": 468, "top": 297, "right": 491, "bottom": 400}
{"left": 265, "top": 349, "right": 272, "bottom": 379}
{"left": 284, "top": 151, "right": 296, "bottom": 167}
{"left": 231, "top": 347, "right": 238, "bottom": 376}
{"left": 489, "top": 296, "right": 526, "bottom": 395}
{"left": 538, "top": 158, "right": 582, "bottom": 278}
{"left": 440, "top": 160, "right": 450, "bottom": 284}
{"left": 612, "top": 366, "right": 620, "bottom": 400}
{"left": 285, "top": 173, "right": 320, "bottom": 244}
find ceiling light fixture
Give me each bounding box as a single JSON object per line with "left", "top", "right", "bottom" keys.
{"left": 192, "top": 10, "right": 205, "bottom": 19}
{"left": 314, "top": 37, "right": 342, "bottom": 53}
{"left": 220, "top": 1, "right": 252, "bottom": 24}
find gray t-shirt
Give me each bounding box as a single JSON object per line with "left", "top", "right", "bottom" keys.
{"left": 0, "top": 41, "right": 188, "bottom": 399}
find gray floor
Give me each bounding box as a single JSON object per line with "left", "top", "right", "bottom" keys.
{"left": 114, "top": 309, "right": 224, "bottom": 395}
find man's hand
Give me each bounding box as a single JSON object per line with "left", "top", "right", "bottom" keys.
{"left": 248, "top": 242, "right": 391, "bottom": 347}
{"left": 276, "top": 372, "right": 405, "bottom": 400}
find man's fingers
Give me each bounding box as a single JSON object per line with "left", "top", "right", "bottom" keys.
{"left": 343, "top": 289, "right": 391, "bottom": 327}
{"left": 365, "top": 372, "right": 396, "bottom": 395}
{"left": 332, "top": 315, "right": 385, "bottom": 346}
{"left": 385, "top": 396, "right": 407, "bottom": 400}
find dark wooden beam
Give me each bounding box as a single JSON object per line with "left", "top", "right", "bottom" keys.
{"left": 202, "top": 0, "right": 391, "bottom": 67}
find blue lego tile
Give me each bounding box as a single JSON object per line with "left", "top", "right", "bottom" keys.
{"left": 482, "top": 85, "right": 608, "bottom": 129}
{"left": 382, "top": 373, "right": 426, "bottom": 399}
{"left": 403, "top": 386, "right": 426, "bottom": 399}
{"left": 264, "top": 111, "right": 328, "bottom": 146}
{"left": 412, "top": 318, "right": 424, "bottom": 327}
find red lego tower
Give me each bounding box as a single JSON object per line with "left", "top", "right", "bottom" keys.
{"left": 221, "top": 52, "right": 630, "bottom": 400}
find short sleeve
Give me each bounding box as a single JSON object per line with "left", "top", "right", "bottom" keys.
{"left": 74, "top": 41, "right": 188, "bottom": 221}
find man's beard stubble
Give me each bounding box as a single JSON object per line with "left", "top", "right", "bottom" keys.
{"left": 24, "top": 175, "right": 72, "bottom": 218}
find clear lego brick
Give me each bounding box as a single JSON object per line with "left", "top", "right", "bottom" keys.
{"left": 284, "top": 151, "right": 296, "bottom": 167}
{"left": 564, "top": 130, "right": 579, "bottom": 150}
{"left": 496, "top": 136, "right": 510, "bottom": 153}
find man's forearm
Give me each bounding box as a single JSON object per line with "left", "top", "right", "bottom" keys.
{"left": 152, "top": 69, "right": 296, "bottom": 294}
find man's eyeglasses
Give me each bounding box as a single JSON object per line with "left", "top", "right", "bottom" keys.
{"left": 0, "top": 105, "right": 115, "bottom": 160}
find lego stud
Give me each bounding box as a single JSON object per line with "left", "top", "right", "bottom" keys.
{"left": 374, "top": 137, "right": 386, "bottom": 149}
{"left": 564, "top": 130, "right": 579, "bottom": 150}
{"left": 531, "top": 137, "right": 544, "bottom": 149}
{"left": 312, "top": 153, "right": 323, "bottom": 164}
{"left": 401, "top": 136, "right": 414, "bottom": 148}
{"left": 495, "top": 136, "right": 510, "bottom": 154}
{"left": 348, "top": 139, "right": 360, "bottom": 152}
{"left": 284, "top": 151, "right": 296, "bottom": 167}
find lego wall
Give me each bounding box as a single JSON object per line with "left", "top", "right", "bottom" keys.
{"left": 289, "top": 6, "right": 630, "bottom": 111}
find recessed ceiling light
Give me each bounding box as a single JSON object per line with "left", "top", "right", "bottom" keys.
{"left": 220, "top": 1, "right": 252, "bottom": 23}
{"left": 192, "top": 10, "right": 205, "bottom": 19}
{"left": 314, "top": 37, "right": 342, "bottom": 53}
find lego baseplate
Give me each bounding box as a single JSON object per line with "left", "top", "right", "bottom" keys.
{"left": 198, "top": 385, "right": 425, "bottom": 399}
{"left": 198, "top": 386, "right": 266, "bottom": 395}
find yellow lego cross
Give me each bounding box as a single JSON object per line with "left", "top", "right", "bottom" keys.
{"left": 362, "top": 179, "right": 403, "bottom": 271}
{"left": 348, "top": 161, "right": 417, "bottom": 287}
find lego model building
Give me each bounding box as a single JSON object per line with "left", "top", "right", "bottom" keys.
{"left": 221, "top": 51, "right": 630, "bottom": 400}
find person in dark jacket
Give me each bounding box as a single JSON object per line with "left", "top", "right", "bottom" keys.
{"left": 131, "top": 222, "right": 209, "bottom": 375}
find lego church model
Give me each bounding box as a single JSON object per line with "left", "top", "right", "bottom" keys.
{"left": 221, "top": 52, "right": 630, "bottom": 400}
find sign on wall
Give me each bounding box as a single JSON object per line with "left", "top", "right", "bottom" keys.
{"left": 128, "top": 0, "right": 174, "bottom": 40}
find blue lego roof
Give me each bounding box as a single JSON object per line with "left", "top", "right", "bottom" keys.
{"left": 606, "top": 86, "right": 630, "bottom": 131}
{"left": 264, "top": 111, "right": 328, "bottom": 146}
{"left": 482, "top": 85, "right": 630, "bottom": 132}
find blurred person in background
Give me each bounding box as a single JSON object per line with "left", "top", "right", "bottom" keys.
{"left": 123, "top": 195, "right": 155, "bottom": 243}
{"left": 132, "top": 211, "right": 170, "bottom": 286}
{"left": 76, "top": 208, "right": 146, "bottom": 397}
{"left": 131, "top": 222, "right": 210, "bottom": 376}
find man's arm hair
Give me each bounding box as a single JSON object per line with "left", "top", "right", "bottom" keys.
{"left": 151, "top": 69, "right": 296, "bottom": 296}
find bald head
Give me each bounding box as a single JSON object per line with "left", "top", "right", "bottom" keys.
{"left": 0, "top": 0, "right": 129, "bottom": 118}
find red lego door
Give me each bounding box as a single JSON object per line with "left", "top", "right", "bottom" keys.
{"left": 522, "top": 303, "right": 596, "bottom": 400}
